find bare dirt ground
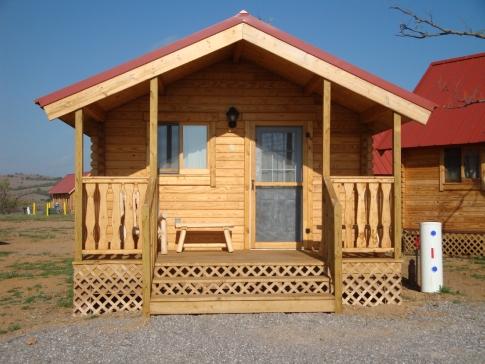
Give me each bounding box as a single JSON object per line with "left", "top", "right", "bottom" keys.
{"left": 0, "top": 214, "right": 484, "bottom": 341}
{"left": 0, "top": 214, "right": 82, "bottom": 336}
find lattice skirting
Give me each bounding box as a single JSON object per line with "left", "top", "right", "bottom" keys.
{"left": 152, "top": 263, "right": 330, "bottom": 297}
{"left": 342, "top": 260, "right": 401, "bottom": 306}
{"left": 154, "top": 264, "right": 326, "bottom": 279}
{"left": 402, "top": 229, "right": 485, "bottom": 257}
{"left": 73, "top": 262, "right": 143, "bottom": 315}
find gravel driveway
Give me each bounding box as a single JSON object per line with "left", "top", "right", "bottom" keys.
{"left": 1, "top": 301, "right": 484, "bottom": 364}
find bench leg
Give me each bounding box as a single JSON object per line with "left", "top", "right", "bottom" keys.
{"left": 224, "top": 228, "right": 234, "bottom": 253}
{"left": 176, "top": 229, "right": 187, "bottom": 253}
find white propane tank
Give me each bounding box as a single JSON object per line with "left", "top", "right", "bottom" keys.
{"left": 420, "top": 222, "right": 443, "bottom": 293}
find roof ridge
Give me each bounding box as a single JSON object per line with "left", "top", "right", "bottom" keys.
{"left": 430, "top": 52, "right": 485, "bottom": 67}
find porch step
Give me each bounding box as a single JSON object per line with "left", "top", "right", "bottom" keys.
{"left": 150, "top": 293, "right": 336, "bottom": 314}
{"left": 152, "top": 275, "right": 331, "bottom": 296}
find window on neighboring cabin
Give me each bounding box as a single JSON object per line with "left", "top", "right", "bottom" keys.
{"left": 158, "top": 123, "right": 208, "bottom": 173}
{"left": 444, "top": 148, "right": 461, "bottom": 182}
{"left": 444, "top": 146, "right": 480, "bottom": 183}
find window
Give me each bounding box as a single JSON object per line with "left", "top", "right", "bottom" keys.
{"left": 183, "top": 125, "right": 207, "bottom": 169}
{"left": 158, "top": 123, "right": 208, "bottom": 173}
{"left": 441, "top": 146, "right": 482, "bottom": 190}
{"left": 463, "top": 149, "right": 480, "bottom": 179}
{"left": 158, "top": 124, "right": 179, "bottom": 172}
{"left": 444, "top": 148, "right": 461, "bottom": 182}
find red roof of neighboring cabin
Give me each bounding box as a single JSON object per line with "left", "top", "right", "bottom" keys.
{"left": 373, "top": 52, "right": 485, "bottom": 175}
{"left": 35, "top": 11, "right": 435, "bottom": 113}
{"left": 49, "top": 173, "right": 88, "bottom": 195}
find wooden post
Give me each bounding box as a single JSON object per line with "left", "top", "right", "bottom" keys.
{"left": 393, "top": 113, "right": 402, "bottom": 260}
{"left": 322, "top": 79, "right": 331, "bottom": 178}
{"left": 320, "top": 79, "right": 331, "bottom": 257}
{"left": 141, "top": 204, "right": 151, "bottom": 316}
{"left": 149, "top": 78, "right": 158, "bottom": 178}
{"left": 74, "top": 109, "right": 84, "bottom": 262}
{"left": 142, "top": 77, "right": 158, "bottom": 316}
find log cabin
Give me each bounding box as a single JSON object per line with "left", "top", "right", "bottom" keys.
{"left": 35, "top": 11, "right": 435, "bottom": 315}
{"left": 49, "top": 173, "right": 88, "bottom": 213}
{"left": 374, "top": 52, "right": 485, "bottom": 257}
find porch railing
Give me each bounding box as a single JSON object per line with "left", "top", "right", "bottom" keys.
{"left": 322, "top": 176, "right": 342, "bottom": 313}
{"left": 82, "top": 176, "right": 148, "bottom": 255}
{"left": 331, "top": 176, "right": 395, "bottom": 254}
{"left": 141, "top": 175, "right": 159, "bottom": 315}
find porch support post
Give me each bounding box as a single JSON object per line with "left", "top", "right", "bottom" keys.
{"left": 74, "top": 109, "right": 84, "bottom": 262}
{"left": 320, "top": 79, "right": 331, "bottom": 257}
{"left": 149, "top": 77, "right": 158, "bottom": 176}
{"left": 393, "top": 113, "right": 402, "bottom": 259}
{"left": 142, "top": 77, "right": 158, "bottom": 316}
{"left": 322, "top": 79, "right": 331, "bottom": 178}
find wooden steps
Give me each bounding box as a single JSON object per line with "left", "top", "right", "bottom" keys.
{"left": 150, "top": 251, "right": 335, "bottom": 314}
{"left": 150, "top": 293, "right": 335, "bottom": 314}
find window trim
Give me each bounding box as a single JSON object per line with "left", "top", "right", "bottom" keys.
{"left": 440, "top": 146, "right": 482, "bottom": 191}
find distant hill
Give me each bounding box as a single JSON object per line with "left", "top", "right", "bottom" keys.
{"left": 0, "top": 173, "right": 62, "bottom": 208}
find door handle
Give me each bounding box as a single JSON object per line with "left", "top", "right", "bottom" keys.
{"left": 251, "top": 179, "right": 255, "bottom": 191}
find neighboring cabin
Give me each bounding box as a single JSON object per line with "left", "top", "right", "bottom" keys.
{"left": 49, "top": 173, "right": 90, "bottom": 213}
{"left": 374, "top": 52, "right": 485, "bottom": 256}
{"left": 48, "top": 173, "right": 76, "bottom": 213}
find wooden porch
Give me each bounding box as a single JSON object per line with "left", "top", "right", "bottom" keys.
{"left": 150, "top": 250, "right": 335, "bottom": 314}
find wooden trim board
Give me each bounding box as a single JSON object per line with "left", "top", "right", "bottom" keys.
{"left": 42, "top": 23, "right": 431, "bottom": 124}
{"left": 150, "top": 294, "right": 335, "bottom": 314}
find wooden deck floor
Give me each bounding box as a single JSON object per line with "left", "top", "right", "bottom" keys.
{"left": 155, "top": 250, "right": 325, "bottom": 266}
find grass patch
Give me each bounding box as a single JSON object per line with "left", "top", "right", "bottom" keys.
{"left": 471, "top": 273, "right": 485, "bottom": 280}
{"left": 0, "top": 252, "right": 13, "bottom": 258}
{"left": 473, "top": 256, "right": 485, "bottom": 266}
{"left": 0, "top": 323, "right": 22, "bottom": 334}
{"left": 23, "top": 291, "right": 52, "bottom": 304}
{"left": 439, "top": 286, "right": 461, "bottom": 295}
{"left": 0, "top": 214, "right": 73, "bottom": 222}
{"left": 0, "top": 258, "right": 72, "bottom": 281}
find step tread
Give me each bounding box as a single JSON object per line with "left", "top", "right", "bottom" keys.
{"left": 151, "top": 293, "right": 335, "bottom": 302}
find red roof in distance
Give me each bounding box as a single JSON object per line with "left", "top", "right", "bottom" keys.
{"left": 375, "top": 52, "right": 485, "bottom": 151}
{"left": 48, "top": 173, "right": 89, "bottom": 195}
{"left": 35, "top": 10, "right": 435, "bottom": 114}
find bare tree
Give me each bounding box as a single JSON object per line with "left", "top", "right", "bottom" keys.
{"left": 391, "top": 6, "right": 485, "bottom": 40}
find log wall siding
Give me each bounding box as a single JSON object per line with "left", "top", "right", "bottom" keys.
{"left": 101, "top": 61, "right": 367, "bottom": 250}
{"left": 403, "top": 146, "right": 485, "bottom": 232}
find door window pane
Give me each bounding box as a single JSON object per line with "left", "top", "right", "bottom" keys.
{"left": 464, "top": 149, "right": 479, "bottom": 179}
{"left": 183, "top": 125, "right": 207, "bottom": 169}
{"left": 444, "top": 148, "right": 461, "bottom": 182}
{"left": 256, "top": 127, "right": 302, "bottom": 182}
{"left": 158, "top": 124, "right": 179, "bottom": 171}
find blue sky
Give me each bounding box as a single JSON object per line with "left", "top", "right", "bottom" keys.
{"left": 0, "top": 0, "right": 483, "bottom": 177}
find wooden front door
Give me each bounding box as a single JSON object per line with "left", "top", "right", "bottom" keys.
{"left": 250, "top": 125, "right": 304, "bottom": 249}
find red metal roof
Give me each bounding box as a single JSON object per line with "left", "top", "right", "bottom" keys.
{"left": 375, "top": 52, "right": 485, "bottom": 151}
{"left": 373, "top": 52, "right": 485, "bottom": 175}
{"left": 35, "top": 11, "right": 435, "bottom": 113}
{"left": 372, "top": 149, "right": 393, "bottom": 175}
{"left": 48, "top": 173, "right": 88, "bottom": 195}
{"left": 49, "top": 174, "right": 76, "bottom": 195}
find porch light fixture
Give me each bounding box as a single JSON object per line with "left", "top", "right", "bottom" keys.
{"left": 226, "top": 106, "right": 239, "bottom": 129}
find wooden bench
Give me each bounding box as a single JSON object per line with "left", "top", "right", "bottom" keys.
{"left": 175, "top": 222, "right": 234, "bottom": 253}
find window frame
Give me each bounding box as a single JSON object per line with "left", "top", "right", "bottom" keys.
{"left": 157, "top": 121, "right": 214, "bottom": 183}
{"left": 158, "top": 121, "right": 210, "bottom": 175}
{"left": 440, "top": 146, "right": 482, "bottom": 191}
